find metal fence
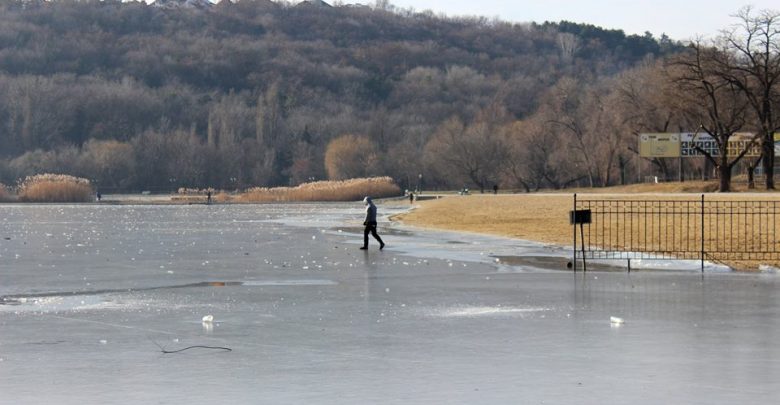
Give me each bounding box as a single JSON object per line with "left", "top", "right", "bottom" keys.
{"left": 572, "top": 194, "right": 780, "bottom": 271}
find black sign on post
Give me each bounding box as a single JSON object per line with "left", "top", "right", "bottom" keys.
{"left": 569, "top": 209, "right": 592, "bottom": 225}
{"left": 570, "top": 208, "right": 591, "bottom": 272}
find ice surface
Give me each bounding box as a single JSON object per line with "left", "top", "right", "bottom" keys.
{"left": 1, "top": 203, "right": 779, "bottom": 404}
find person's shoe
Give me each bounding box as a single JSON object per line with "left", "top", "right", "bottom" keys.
{"left": 359, "top": 246, "right": 368, "bottom": 250}
{"left": 380, "top": 242, "right": 385, "bottom": 250}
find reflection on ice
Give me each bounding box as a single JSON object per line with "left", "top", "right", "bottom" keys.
{"left": 241, "top": 279, "right": 337, "bottom": 286}
{"left": 590, "top": 255, "right": 732, "bottom": 272}
{"left": 431, "top": 305, "right": 551, "bottom": 318}
{"left": 0, "top": 295, "right": 111, "bottom": 313}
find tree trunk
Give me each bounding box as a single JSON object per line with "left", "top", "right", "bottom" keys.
{"left": 747, "top": 158, "right": 758, "bottom": 190}
{"left": 762, "top": 131, "right": 775, "bottom": 189}
{"left": 718, "top": 151, "right": 731, "bottom": 192}
{"left": 618, "top": 156, "right": 626, "bottom": 185}
{"left": 718, "top": 164, "right": 731, "bottom": 192}
{"left": 654, "top": 158, "right": 671, "bottom": 182}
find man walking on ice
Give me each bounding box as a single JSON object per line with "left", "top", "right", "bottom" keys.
{"left": 360, "top": 196, "right": 385, "bottom": 250}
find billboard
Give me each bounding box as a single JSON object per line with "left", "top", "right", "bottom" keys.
{"left": 639, "top": 133, "right": 680, "bottom": 157}
{"left": 680, "top": 132, "right": 717, "bottom": 156}
{"left": 727, "top": 132, "right": 761, "bottom": 158}
{"left": 641, "top": 132, "right": 762, "bottom": 158}
{"left": 680, "top": 132, "right": 760, "bottom": 158}
{"left": 775, "top": 132, "right": 780, "bottom": 156}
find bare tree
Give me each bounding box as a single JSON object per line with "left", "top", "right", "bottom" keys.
{"left": 613, "top": 60, "right": 685, "bottom": 181}
{"left": 324, "top": 134, "right": 377, "bottom": 180}
{"left": 499, "top": 121, "right": 535, "bottom": 192}
{"left": 424, "top": 107, "right": 510, "bottom": 192}
{"left": 500, "top": 119, "right": 584, "bottom": 191}
{"left": 543, "top": 77, "right": 625, "bottom": 187}
{"left": 670, "top": 43, "right": 757, "bottom": 192}
{"left": 715, "top": 6, "right": 780, "bottom": 189}
{"left": 256, "top": 81, "right": 282, "bottom": 146}
{"left": 80, "top": 139, "right": 135, "bottom": 190}
{"left": 599, "top": 81, "right": 637, "bottom": 186}
{"left": 557, "top": 32, "right": 580, "bottom": 64}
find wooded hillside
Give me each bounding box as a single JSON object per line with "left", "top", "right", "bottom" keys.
{"left": 0, "top": 0, "right": 683, "bottom": 192}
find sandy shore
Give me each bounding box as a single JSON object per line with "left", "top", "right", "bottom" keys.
{"left": 393, "top": 194, "right": 574, "bottom": 246}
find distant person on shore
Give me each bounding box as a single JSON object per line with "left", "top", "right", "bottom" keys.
{"left": 207, "top": 190, "right": 212, "bottom": 204}
{"left": 493, "top": 184, "right": 498, "bottom": 194}
{"left": 409, "top": 192, "right": 414, "bottom": 204}
{"left": 361, "top": 196, "right": 385, "bottom": 250}
{"left": 96, "top": 191, "right": 101, "bottom": 202}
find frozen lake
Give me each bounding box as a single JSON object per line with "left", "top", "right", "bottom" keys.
{"left": 1, "top": 203, "right": 779, "bottom": 404}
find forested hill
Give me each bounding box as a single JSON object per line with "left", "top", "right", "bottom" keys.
{"left": 0, "top": 0, "right": 682, "bottom": 191}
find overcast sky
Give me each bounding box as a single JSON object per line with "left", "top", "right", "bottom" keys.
{"left": 334, "top": 1, "right": 779, "bottom": 41}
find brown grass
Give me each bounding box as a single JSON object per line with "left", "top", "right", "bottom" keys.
{"left": 396, "top": 194, "right": 574, "bottom": 245}
{"left": 396, "top": 182, "right": 780, "bottom": 270}
{"left": 568, "top": 180, "right": 720, "bottom": 194}
{"left": 18, "top": 174, "right": 94, "bottom": 203}
{"left": 559, "top": 180, "right": 780, "bottom": 194}
{"left": 236, "top": 177, "right": 402, "bottom": 202}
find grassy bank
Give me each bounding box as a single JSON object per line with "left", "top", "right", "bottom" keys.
{"left": 396, "top": 183, "right": 780, "bottom": 270}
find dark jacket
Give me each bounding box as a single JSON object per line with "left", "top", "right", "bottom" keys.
{"left": 364, "top": 197, "right": 377, "bottom": 224}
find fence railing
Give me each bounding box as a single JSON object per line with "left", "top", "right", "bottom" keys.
{"left": 572, "top": 194, "right": 780, "bottom": 271}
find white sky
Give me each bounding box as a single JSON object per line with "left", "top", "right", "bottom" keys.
{"left": 334, "top": 1, "right": 779, "bottom": 41}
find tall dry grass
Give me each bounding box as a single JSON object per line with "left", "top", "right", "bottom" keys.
{"left": 0, "top": 183, "right": 12, "bottom": 202}
{"left": 237, "top": 177, "right": 401, "bottom": 202}
{"left": 17, "top": 174, "right": 94, "bottom": 203}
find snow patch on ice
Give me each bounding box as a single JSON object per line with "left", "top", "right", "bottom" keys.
{"left": 759, "top": 264, "right": 780, "bottom": 274}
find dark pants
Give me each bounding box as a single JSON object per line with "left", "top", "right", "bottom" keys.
{"left": 363, "top": 222, "right": 384, "bottom": 247}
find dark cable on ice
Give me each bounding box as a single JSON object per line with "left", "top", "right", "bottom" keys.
{"left": 149, "top": 338, "right": 231, "bottom": 354}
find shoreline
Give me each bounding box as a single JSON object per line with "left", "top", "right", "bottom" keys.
{"left": 392, "top": 193, "right": 780, "bottom": 271}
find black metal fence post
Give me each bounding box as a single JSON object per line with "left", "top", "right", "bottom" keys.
{"left": 701, "top": 194, "right": 705, "bottom": 272}
{"left": 573, "top": 193, "right": 577, "bottom": 272}
{"left": 580, "top": 221, "right": 587, "bottom": 272}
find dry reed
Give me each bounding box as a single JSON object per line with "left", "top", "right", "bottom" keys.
{"left": 18, "top": 174, "right": 94, "bottom": 203}
{"left": 0, "top": 183, "right": 12, "bottom": 202}
{"left": 237, "top": 177, "right": 401, "bottom": 202}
